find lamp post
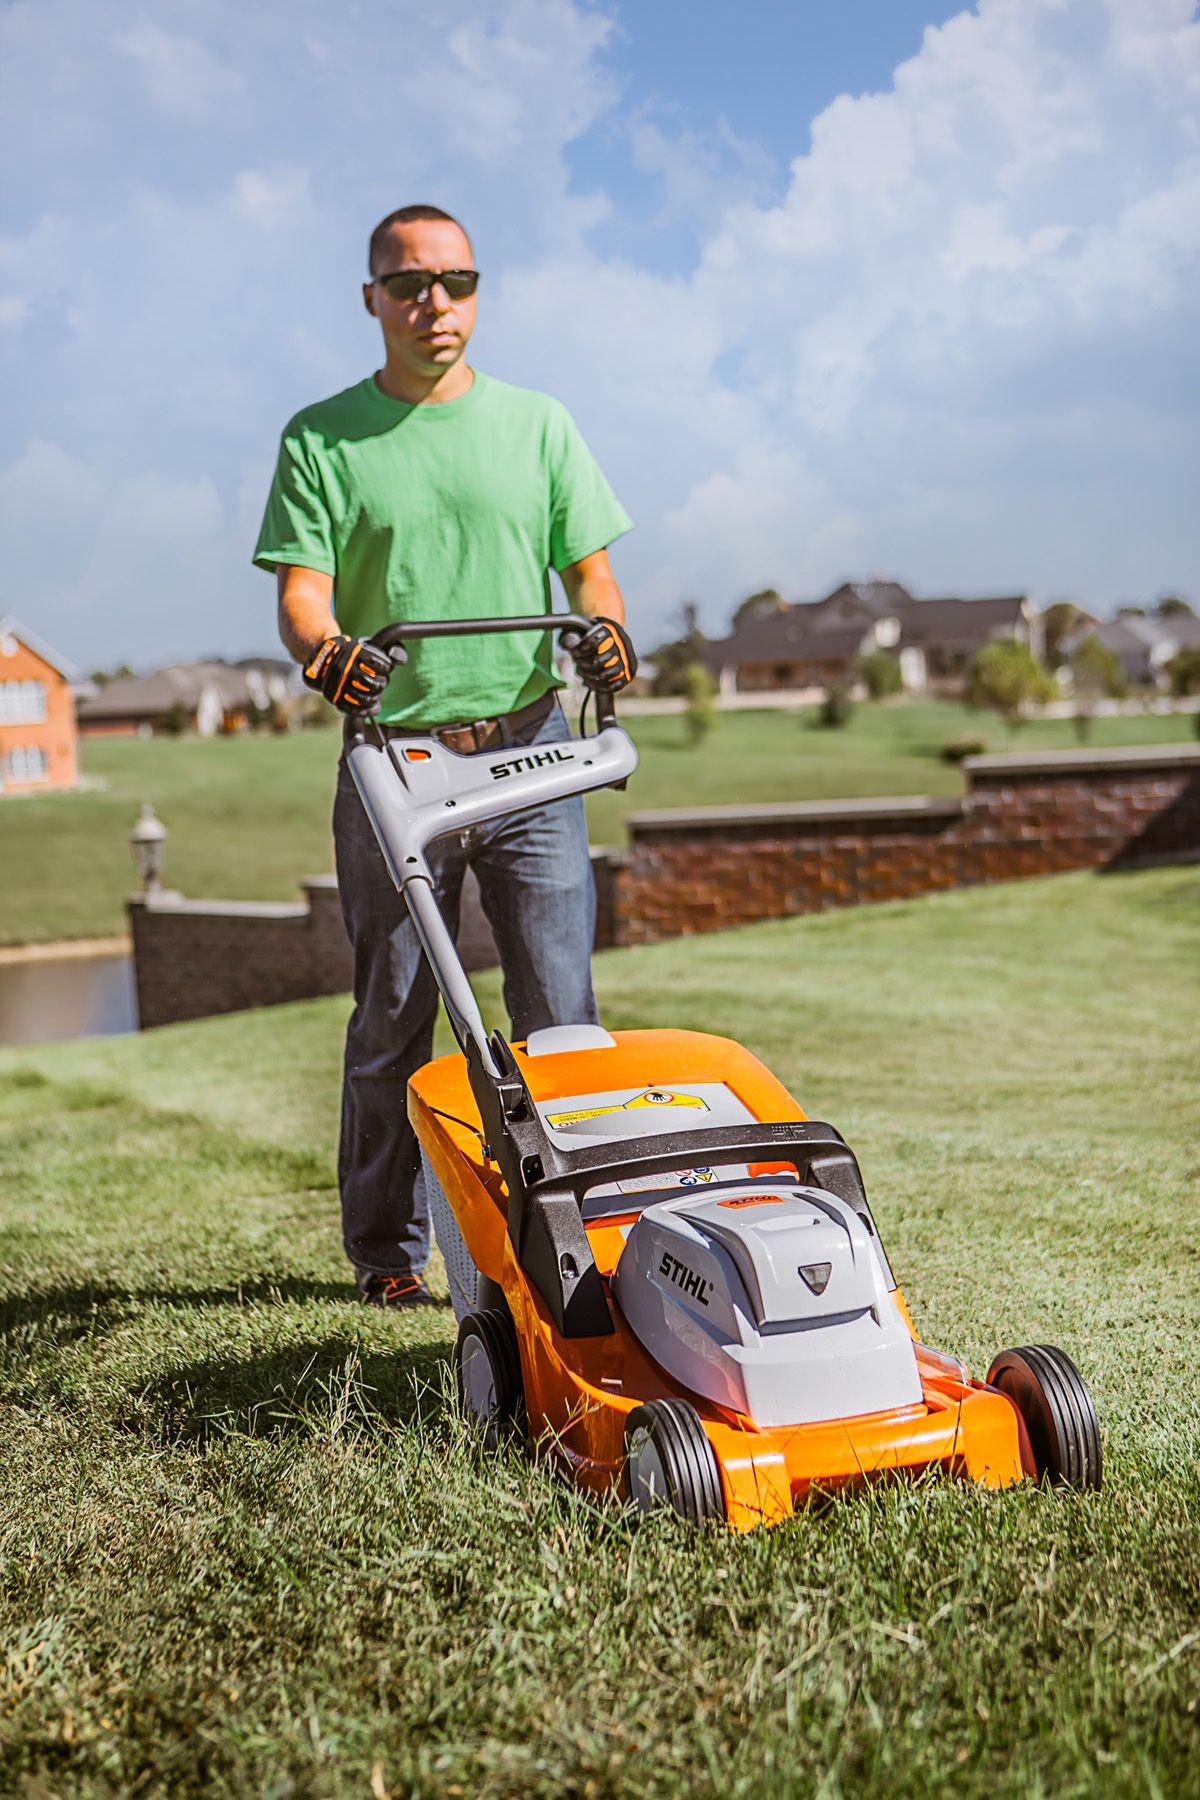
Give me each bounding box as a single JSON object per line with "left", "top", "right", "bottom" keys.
{"left": 129, "top": 802, "right": 167, "bottom": 895}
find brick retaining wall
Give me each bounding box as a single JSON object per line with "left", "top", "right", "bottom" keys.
{"left": 129, "top": 851, "right": 623, "bottom": 1029}
{"left": 128, "top": 744, "right": 1200, "bottom": 1027}
{"left": 614, "top": 745, "right": 1200, "bottom": 944}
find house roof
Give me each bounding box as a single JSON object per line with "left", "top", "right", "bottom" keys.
{"left": 0, "top": 615, "right": 81, "bottom": 684}
{"left": 76, "top": 661, "right": 255, "bottom": 721}
{"left": 1111, "top": 612, "right": 1200, "bottom": 652}
{"left": 704, "top": 618, "right": 872, "bottom": 671}
{"left": 899, "top": 594, "right": 1030, "bottom": 648}
{"left": 816, "top": 581, "right": 915, "bottom": 617}
{"left": 707, "top": 584, "right": 1032, "bottom": 670}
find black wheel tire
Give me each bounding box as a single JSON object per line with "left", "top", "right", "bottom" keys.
{"left": 455, "top": 1309, "right": 523, "bottom": 1445}
{"left": 987, "top": 1344, "right": 1102, "bottom": 1491}
{"left": 623, "top": 1398, "right": 726, "bottom": 1524}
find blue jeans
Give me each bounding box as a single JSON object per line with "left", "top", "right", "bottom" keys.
{"left": 332, "top": 701, "right": 597, "bottom": 1277}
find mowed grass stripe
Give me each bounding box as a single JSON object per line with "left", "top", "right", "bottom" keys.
{"left": 0, "top": 865, "right": 1197, "bottom": 1796}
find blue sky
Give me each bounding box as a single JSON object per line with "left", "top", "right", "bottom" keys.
{"left": 1, "top": 0, "right": 1197, "bottom": 670}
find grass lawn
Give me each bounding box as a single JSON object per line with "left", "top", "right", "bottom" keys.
{"left": 1, "top": 700, "right": 1195, "bottom": 944}
{"left": 0, "top": 864, "right": 1197, "bottom": 1796}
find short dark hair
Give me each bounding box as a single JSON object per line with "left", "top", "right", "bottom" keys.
{"left": 368, "top": 205, "right": 472, "bottom": 273}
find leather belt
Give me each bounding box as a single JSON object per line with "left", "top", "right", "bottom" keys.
{"left": 378, "top": 690, "right": 556, "bottom": 756}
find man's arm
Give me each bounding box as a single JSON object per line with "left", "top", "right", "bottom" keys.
{"left": 558, "top": 548, "right": 626, "bottom": 626}
{"left": 276, "top": 565, "right": 391, "bottom": 715}
{"left": 276, "top": 564, "right": 338, "bottom": 663}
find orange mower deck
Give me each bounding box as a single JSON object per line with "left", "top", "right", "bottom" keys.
{"left": 410, "top": 1027, "right": 1032, "bottom": 1529}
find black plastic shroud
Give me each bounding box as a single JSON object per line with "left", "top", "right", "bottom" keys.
{"left": 463, "top": 1029, "right": 889, "bottom": 1338}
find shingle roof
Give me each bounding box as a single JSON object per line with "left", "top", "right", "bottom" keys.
{"left": 707, "top": 585, "right": 1032, "bottom": 669}
{"left": 705, "top": 618, "right": 872, "bottom": 670}
{"left": 820, "top": 581, "right": 914, "bottom": 616}
{"left": 899, "top": 594, "right": 1029, "bottom": 647}
{"left": 1112, "top": 613, "right": 1200, "bottom": 651}
{"left": 76, "top": 661, "right": 255, "bottom": 721}
{"left": 0, "top": 615, "right": 81, "bottom": 684}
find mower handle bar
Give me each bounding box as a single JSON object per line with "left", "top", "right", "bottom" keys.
{"left": 366, "top": 612, "right": 617, "bottom": 726}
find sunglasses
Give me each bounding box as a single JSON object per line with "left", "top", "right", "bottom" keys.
{"left": 371, "top": 268, "right": 479, "bottom": 304}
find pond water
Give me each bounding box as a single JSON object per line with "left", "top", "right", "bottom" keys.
{"left": 0, "top": 944, "right": 136, "bottom": 1045}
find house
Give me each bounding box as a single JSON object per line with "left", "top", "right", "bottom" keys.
{"left": 76, "top": 658, "right": 294, "bottom": 738}
{"left": 0, "top": 616, "right": 80, "bottom": 795}
{"left": 704, "top": 580, "right": 1041, "bottom": 697}
{"left": 1066, "top": 612, "right": 1200, "bottom": 690}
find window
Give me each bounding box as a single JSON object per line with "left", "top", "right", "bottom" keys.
{"left": 7, "top": 745, "right": 48, "bottom": 781}
{"left": 0, "top": 679, "right": 48, "bottom": 724}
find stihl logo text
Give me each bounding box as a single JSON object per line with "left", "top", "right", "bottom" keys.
{"left": 659, "top": 1250, "right": 711, "bottom": 1307}
{"left": 491, "top": 748, "right": 575, "bottom": 780}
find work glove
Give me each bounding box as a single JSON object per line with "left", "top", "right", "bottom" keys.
{"left": 568, "top": 617, "right": 638, "bottom": 693}
{"left": 302, "top": 635, "right": 393, "bottom": 716}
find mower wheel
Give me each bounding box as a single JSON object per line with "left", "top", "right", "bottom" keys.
{"left": 455, "top": 1308, "right": 524, "bottom": 1446}
{"left": 623, "top": 1398, "right": 726, "bottom": 1524}
{"left": 987, "top": 1344, "right": 1102, "bottom": 1491}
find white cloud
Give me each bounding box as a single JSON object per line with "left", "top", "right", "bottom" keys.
{"left": 1, "top": 0, "right": 1197, "bottom": 670}
{"left": 640, "top": 0, "right": 1200, "bottom": 614}
{"left": 660, "top": 448, "right": 863, "bottom": 603}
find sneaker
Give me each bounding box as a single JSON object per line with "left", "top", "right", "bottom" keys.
{"left": 355, "top": 1270, "right": 442, "bottom": 1310}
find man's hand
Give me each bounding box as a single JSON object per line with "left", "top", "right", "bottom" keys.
{"left": 302, "top": 635, "right": 393, "bottom": 715}
{"left": 568, "top": 616, "right": 638, "bottom": 693}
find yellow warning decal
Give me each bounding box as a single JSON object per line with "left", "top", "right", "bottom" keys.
{"left": 546, "top": 1089, "right": 709, "bottom": 1129}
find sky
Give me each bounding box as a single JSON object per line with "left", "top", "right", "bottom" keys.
{"left": 1, "top": 0, "right": 1198, "bottom": 671}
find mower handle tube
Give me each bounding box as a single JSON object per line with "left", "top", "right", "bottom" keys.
{"left": 367, "top": 613, "right": 618, "bottom": 729}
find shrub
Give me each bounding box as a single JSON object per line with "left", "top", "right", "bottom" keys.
{"left": 941, "top": 736, "right": 988, "bottom": 763}
{"left": 819, "top": 684, "right": 853, "bottom": 728}
{"left": 680, "top": 662, "right": 716, "bottom": 746}
{"left": 859, "top": 650, "right": 903, "bottom": 700}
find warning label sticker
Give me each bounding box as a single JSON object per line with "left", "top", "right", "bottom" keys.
{"left": 546, "top": 1089, "right": 709, "bottom": 1129}
{"left": 616, "top": 1166, "right": 716, "bottom": 1195}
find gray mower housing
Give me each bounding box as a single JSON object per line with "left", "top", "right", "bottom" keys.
{"left": 612, "top": 1185, "right": 922, "bottom": 1428}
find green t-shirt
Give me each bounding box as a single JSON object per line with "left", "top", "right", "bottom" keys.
{"left": 253, "top": 370, "right": 632, "bottom": 726}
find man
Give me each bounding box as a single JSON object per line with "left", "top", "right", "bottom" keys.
{"left": 254, "top": 204, "right": 636, "bottom": 1309}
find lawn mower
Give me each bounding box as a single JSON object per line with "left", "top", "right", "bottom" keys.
{"left": 346, "top": 614, "right": 1102, "bottom": 1529}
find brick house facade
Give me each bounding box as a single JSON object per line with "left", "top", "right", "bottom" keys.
{"left": 0, "top": 617, "right": 79, "bottom": 795}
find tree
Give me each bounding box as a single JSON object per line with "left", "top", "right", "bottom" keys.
{"left": 1156, "top": 594, "right": 1195, "bottom": 619}
{"left": 1070, "top": 634, "right": 1127, "bottom": 740}
{"left": 965, "top": 641, "right": 1055, "bottom": 731}
{"left": 88, "top": 662, "right": 134, "bottom": 688}
{"left": 681, "top": 662, "right": 716, "bottom": 746}
{"left": 1041, "top": 601, "right": 1082, "bottom": 670}
{"left": 858, "top": 650, "right": 903, "bottom": 700}
{"left": 650, "top": 601, "right": 709, "bottom": 697}
{"left": 1166, "top": 648, "right": 1200, "bottom": 698}
{"left": 1070, "top": 635, "right": 1126, "bottom": 701}
{"left": 730, "top": 587, "right": 786, "bottom": 632}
